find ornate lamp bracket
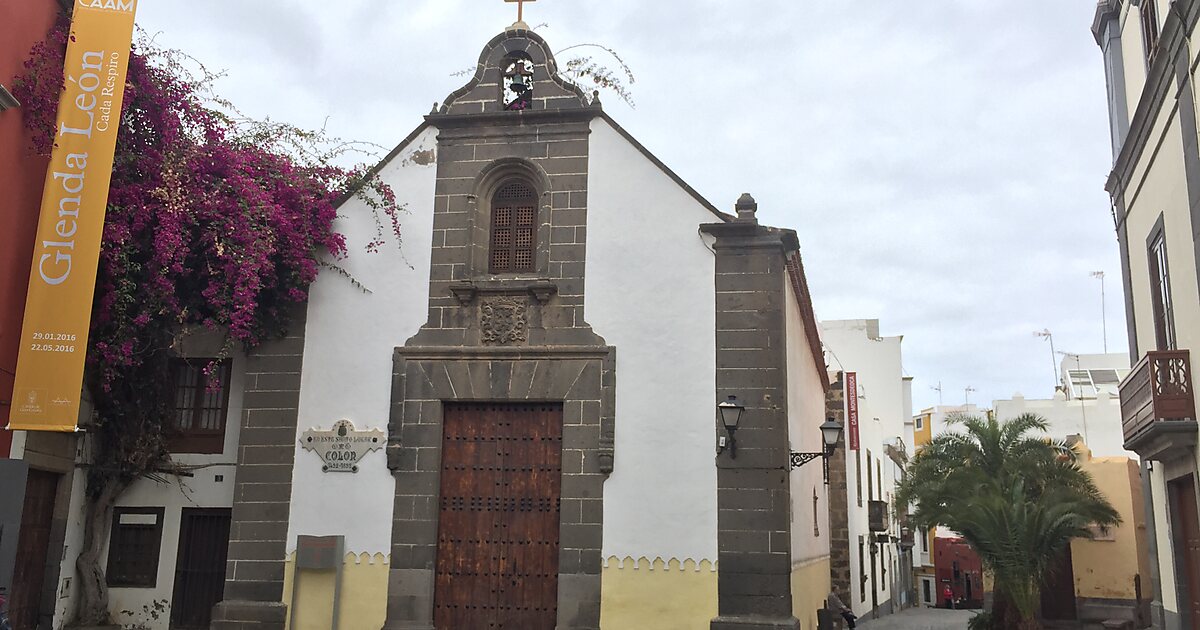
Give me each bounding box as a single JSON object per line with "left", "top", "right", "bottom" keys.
{"left": 790, "top": 449, "right": 831, "bottom": 484}
{"left": 790, "top": 451, "right": 823, "bottom": 468}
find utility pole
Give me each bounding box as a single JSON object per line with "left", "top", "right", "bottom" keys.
{"left": 931, "top": 381, "right": 943, "bottom": 406}
{"left": 964, "top": 386, "right": 976, "bottom": 405}
{"left": 1091, "top": 271, "right": 1108, "bottom": 353}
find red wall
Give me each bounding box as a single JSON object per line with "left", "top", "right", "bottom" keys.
{"left": 933, "top": 537, "right": 984, "bottom": 604}
{"left": 0, "top": 0, "right": 61, "bottom": 457}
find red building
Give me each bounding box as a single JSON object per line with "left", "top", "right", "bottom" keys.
{"left": 1, "top": 0, "right": 60, "bottom": 457}
{"left": 933, "top": 536, "right": 984, "bottom": 609}
{"left": 1, "top": 4, "right": 70, "bottom": 630}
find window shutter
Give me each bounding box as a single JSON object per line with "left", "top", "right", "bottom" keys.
{"left": 490, "top": 181, "right": 537, "bottom": 273}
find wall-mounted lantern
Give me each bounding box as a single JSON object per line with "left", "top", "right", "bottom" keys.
{"left": 790, "top": 418, "right": 844, "bottom": 483}
{"left": 716, "top": 395, "right": 745, "bottom": 458}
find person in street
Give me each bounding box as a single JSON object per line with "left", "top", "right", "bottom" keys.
{"left": 827, "top": 586, "right": 856, "bottom": 629}
{"left": 942, "top": 584, "right": 955, "bottom": 609}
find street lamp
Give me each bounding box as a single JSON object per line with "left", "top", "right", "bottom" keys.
{"left": 791, "top": 417, "right": 845, "bottom": 483}
{"left": 717, "top": 395, "right": 745, "bottom": 458}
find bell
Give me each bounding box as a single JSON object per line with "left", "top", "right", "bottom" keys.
{"left": 509, "top": 72, "right": 529, "bottom": 94}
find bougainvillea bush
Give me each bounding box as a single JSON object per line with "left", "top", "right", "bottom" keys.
{"left": 13, "top": 17, "right": 400, "bottom": 624}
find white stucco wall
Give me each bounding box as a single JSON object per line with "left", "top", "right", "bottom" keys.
{"left": 784, "top": 276, "right": 830, "bottom": 565}
{"left": 286, "top": 127, "right": 437, "bottom": 556}
{"left": 103, "top": 352, "right": 246, "bottom": 630}
{"left": 586, "top": 117, "right": 719, "bottom": 564}
{"left": 993, "top": 392, "right": 1134, "bottom": 459}
{"left": 820, "top": 319, "right": 908, "bottom": 613}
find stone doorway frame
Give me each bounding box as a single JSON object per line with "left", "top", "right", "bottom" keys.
{"left": 383, "top": 345, "right": 615, "bottom": 630}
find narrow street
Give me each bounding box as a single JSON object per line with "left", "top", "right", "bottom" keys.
{"left": 857, "top": 607, "right": 977, "bottom": 629}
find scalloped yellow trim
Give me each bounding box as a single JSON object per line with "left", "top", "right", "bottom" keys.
{"left": 285, "top": 551, "right": 391, "bottom": 566}
{"left": 602, "top": 555, "right": 717, "bottom": 572}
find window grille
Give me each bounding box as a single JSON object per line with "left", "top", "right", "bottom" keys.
{"left": 489, "top": 181, "right": 537, "bottom": 273}
{"left": 106, "top": 507, "right": 165, "bottom": 587}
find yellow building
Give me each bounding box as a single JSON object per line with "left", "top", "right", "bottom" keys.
{"left": 1067, "top": 444, "right": 1153, "bottom": 625}
{"left": 911, "top": 410, "right": 936, "bottom": 607}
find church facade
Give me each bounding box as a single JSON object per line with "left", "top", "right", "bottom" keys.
{"left": 207, "top": 24, "right": 834, "bottom": 630}
{"left": 85, "top": 24, "right": 832, "bottom": 630}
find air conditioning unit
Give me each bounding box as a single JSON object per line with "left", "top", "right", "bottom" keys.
{"left": 869, "top": 500, "right": 889, "bottom": 532}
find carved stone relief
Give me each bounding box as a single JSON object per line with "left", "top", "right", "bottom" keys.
{"left": 480, "top": 296, "right": 528, "bottom": 345}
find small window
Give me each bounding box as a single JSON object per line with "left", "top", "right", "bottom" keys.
{"left": 168, "top": 358, "right": 232, "bottom": 454}
{"left": 876, "top": 458, "right": 882, "bottom": 501}
{"left": 1148, "top": 227, "right": 1176, "bottom": 350}
{"left": 1140, "top": 0, "right": 1160, "bottom": 65}
{"left": 106, "top": 507, "right": 165, "bottom": 587}
{"left": 915, "top": 416, "right": 924, "bottom": 431}
{"left": 855, "top": 449, "right": 863, "bottom": 508}
{"left": 866, "top": 450, "right": 874, "bottom": 501}
{"left": 489, "top": 181, "right": 538, "bottom": 274}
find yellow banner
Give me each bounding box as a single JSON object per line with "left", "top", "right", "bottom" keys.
{"left": 8, "top": 0, "right": 138, "bottom": 432}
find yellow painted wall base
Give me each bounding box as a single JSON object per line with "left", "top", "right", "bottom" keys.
{"left": 791, "top": 556, "right": 832, "bottom": 630}
{"left": 600, "top": 557, "right": 718, "bottom": 630}
{"left": 283, "top": 552, "right": 389, "bottom": 630}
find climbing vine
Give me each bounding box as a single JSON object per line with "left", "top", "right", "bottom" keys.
{"left": 12, "top": 18, "right": 401, "bottom": 625}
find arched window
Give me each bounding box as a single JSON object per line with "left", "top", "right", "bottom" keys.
{"left": 489, "top": 180, "right": 537, "bottom": 273}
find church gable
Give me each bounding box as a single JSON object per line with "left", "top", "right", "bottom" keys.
{"left": 439, "top": 26, "right": 591, "bottom": 116}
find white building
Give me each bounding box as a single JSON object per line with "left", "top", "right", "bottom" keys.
{"left": 993, "top": 353, "right": 1133, "bottom": 459}
{"left": 821, "top": 319, "right": 913, "bottom": 620}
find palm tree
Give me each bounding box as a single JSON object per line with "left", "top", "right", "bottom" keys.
{"left": 895, "top": 413, "right": 1121, "bottom": 629}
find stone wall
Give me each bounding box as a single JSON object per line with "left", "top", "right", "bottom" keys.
{"left": 825, "top": 374, "right": 851, "bottom": 597}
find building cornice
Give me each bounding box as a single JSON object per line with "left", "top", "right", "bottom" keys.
{"left": 424, "top": 105, "right": 600, "bottom": 128}
{"left": 1107, "top": 0, "right": 1199, "bottom": 205}
{"left": 1092, "top": 0, "right": 1121, "bottom": 46}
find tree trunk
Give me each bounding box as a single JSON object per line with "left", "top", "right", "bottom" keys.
{"left": 74, "top": 477, "right": 126, "bottom": 626}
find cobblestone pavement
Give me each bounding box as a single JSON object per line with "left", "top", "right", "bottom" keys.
{"left": 855, "top": 607, "right": 979, "bottom": 629}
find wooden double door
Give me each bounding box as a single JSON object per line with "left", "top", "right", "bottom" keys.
{"left": 1171, "top": 475, "right": 1200, "bottom": 629}
{"left": 9, "top": 469, "right": 58, "bottom": 630}
{"left": 434, "top": 403, "right": 563, "bottom": 630}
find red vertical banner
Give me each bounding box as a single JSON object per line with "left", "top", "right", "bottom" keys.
{"left": 846, "top": 371, "right": 859, "bottom": 450}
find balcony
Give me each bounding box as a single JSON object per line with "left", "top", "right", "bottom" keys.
{"left": 1120, "top": 349, "right": 1198, "bottom": 460}
{"left": 868, "top": 500, "right": 889, "bottom": 532}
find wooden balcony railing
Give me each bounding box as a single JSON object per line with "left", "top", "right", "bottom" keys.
{"left": 1120, "top": 349, "right": 1196, "bottom": 445}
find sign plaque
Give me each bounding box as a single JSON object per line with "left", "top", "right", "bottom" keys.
{"left": 847, "top": 371, "right": 860, "bottom": 451}
{"left": 300, "top": 419, "right": 384, "bottom": 473}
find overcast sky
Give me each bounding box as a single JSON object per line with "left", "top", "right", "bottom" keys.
{"left": 133, "top": 1, "right": 1123, "bottom": 414}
